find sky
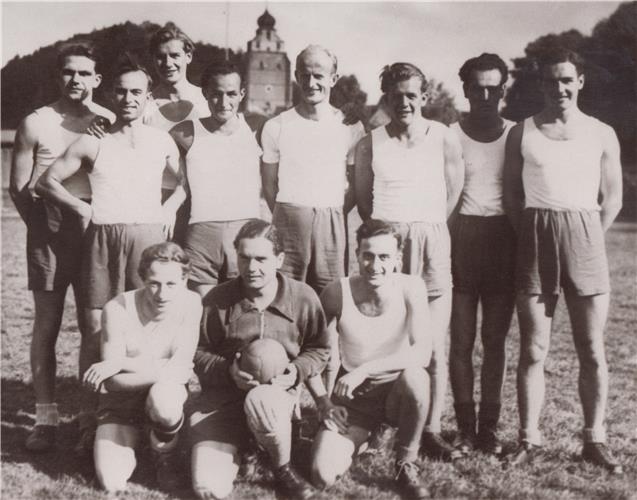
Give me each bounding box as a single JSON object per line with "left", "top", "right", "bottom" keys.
{"left": 1, "top": 1, "right": 622, "bottom": 109}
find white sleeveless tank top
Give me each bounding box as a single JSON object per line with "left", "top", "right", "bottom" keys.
{"left": 28, "top": 105, "right": 113, "bottom": 199}
{"left": 521, "top": 116, "right": 603, "bottom": 211}
{"left": 452, "top": 121, "right": 514, "bottom": 216}
{"left": 186, "top": 117, "right": 262, "bottom": 223}
{"left": 144, "top": 93, "right": 209, "bottom": 190}
{"left": 371, "top": 122, "right": 447, "bottom": 223}
{"left": 88, "top": 127, "right": 171, "bottom": 224}
{"left": 338, "top": 277, "right": 410, "bottom": 372}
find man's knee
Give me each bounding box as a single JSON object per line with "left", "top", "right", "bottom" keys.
{"left": 427, "top": 348, "right": 447, "bottom": 374}
{"left": 96, "top": 465, "right": 131, "bottom": 493}
{"left": 398, "top": 366, "right": 430, "bottom": 404}
{"left": 522, "top": 338, "right": 550, "bottom": 366}
{"left": 310, "top": 431, "right": 354, "bottom": 488}
{"left": 191, "top": 442, "right": 238, "bottom": 499}
{"left": 146, "top": 383, "right": 186, "bottom": 427}
{"left": 243, "top": 384, "right": 292, "bottom": 434}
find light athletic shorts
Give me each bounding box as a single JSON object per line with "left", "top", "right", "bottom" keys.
{"left": 391, "top": 221, "right": 452, "bottom": 297}
{"left": 516, "top": 208, "right": 610, "bottom": 296}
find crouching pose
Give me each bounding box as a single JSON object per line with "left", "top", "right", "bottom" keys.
{"left": 310, "top": 219, "right": 432, "bottom": 499}
{"left": 189, "top": 219, "right": 329, "bottom": 500}
{"left": 82, "top": 242, "right": 202, "bottom": 492}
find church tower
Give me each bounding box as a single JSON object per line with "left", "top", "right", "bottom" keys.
{"left": 244, "top": 9, "right": 292, "bottom": 116}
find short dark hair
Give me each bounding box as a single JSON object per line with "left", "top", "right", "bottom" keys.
{"left": 459, "top": 53, "right": 508, "bottom": 86}
{"left": 380, "top": 62, "right": 427, "bottom": 94}
{"left": 233, "top": 219, "right": 284, "bottom": 255}
{"left": 138, "top": 242, "right": 191, "bottom": 280}
{"left": 355, "top": 219, "right": 402, "bottom": 249}
{"left": 538, "top": 46, "right": 585, "bottom": 76}
{"left": 56, "top": 42, "right": 98, "bottom": 70}
{"left": 149, "top": 22, "right": 195, "bottom": 55}
{"left": 112, "top": 53, "right": 153, "bottom": 90}
{"left": 201, "top": 60, "right": 243, "bottom": 91}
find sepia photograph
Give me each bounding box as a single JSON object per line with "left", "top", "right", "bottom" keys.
{"left": 1, "top": 1, "right": 635, "bottom": 498}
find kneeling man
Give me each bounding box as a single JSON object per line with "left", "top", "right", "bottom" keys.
{"left": 83, "top": 242, "right": 202, "bottom": 492}
{"left": 189, "top": 219, "right": 329, "bottom": 500}
{"left": 310, "top": 219, "right": 431, "bottom": 499}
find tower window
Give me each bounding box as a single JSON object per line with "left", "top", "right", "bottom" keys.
{"left": 267, "top": 31, "right": 271, "bottom": 41}
{"left": 256, "top": 41, "right": 260, "bottom": 49}
{"left": 277, "top": 42, "right": 281, "bottom": 50}
{"left": 259, "top": 61, "right": 265, "bottom": 69}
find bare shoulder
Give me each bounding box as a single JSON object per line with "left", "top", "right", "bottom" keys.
{"left": 396, "top": 274, "right": 428, "bottom": 302}
{"left": 183, "top": 289, "right": 204, "bottom": 312}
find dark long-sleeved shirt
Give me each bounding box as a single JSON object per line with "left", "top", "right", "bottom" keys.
{"left": 194, "top": 273, "right": 329, "bottom": 396}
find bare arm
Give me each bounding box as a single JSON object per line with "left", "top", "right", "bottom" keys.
{"left": 9, "top": 116, "right": 38, "bottom": 223}
{"left": 354, "top": 134, "right": 374, "bottom": 221}
{"left": 443, "top": 126, "right": 464, "bottom": 219}
{"left": 34, "top": 135, "right": 98, "bottom": 225}
{"left": 343, "top": 163, "right": 356, "bottom": 214}
{"left": 261, "top": 161, "right": 279, "bottom": 213}
{"left": 502, "top": 123, "right": 525, "bottom": 232}
{"left": 599, "top": 125, "right": 623, "bottom": 231}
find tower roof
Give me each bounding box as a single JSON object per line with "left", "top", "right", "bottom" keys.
{"left": 257, "top": 9, "right": 275, "bottom": 29}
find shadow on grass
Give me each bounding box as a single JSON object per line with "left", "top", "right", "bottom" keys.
{"left": 0, "top": 376, "right": 196, "bottom": 498}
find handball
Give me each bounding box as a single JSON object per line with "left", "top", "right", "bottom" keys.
{"left": 240, "top": 338, "right": 289, "bottom": 383}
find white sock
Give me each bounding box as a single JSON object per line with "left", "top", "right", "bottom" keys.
{"left": 35, "top": 403, "right": 59, "bottom": 426}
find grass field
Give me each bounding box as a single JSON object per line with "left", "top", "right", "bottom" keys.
{"left": 2, "top": 201, "right": 636, "bottom": 499}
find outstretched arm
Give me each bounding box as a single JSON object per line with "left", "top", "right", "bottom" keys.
{"left": 10, "top": 115, "right": 38, "bottom": 223}
{"left": 354, "top": 134, "right": 374, "bottom": 221}
{"left": 599, "top": 124, "right": 623, "bottom": 231}
{"left": 443, "top": 126, "right": 465, "bottom": 220}
{"left": 503, "top": 123, "right": 525, "bottom": 232}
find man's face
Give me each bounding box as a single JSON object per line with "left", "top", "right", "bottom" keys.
{"left": 142, "top": 261, "right": 186, "bottom": 316}
{"left": 386, "top": 76, "right": 426, "bottom": 128}
{"left": 58, "top": 55, "right": 101, "bottom": 102}
{"left": 464, "top": 68, "right": 504, "bottom": 117}
{"left": 112, "top": 71, "right": 151, "bottom": 122}
{"left": 203, "top": 73, "right": 245, "bottom": 124}
{"left": 154, "top": 39, "right": 192, "bottom": 85}
{"left": 295, "top": 49, "right": 338, "bottom": 105}
{"left": 356, "top": 234, "right": 401, "bottom": 288}
{"left": 541, "top": 61, "right": 584, "bottom": 112}
{"left": 236, "top": 237, "right": 284, "bottom": 291}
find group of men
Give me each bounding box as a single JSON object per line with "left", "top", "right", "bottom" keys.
{"left": 9, "top": 20, "right": 623, "bottom": 500}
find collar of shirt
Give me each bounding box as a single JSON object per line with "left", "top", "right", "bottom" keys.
{"left": 226, "top": 272, "right": 295, "bottom": 324}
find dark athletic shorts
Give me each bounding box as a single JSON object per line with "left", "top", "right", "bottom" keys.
{"left": 183, "top": 220, "right": 250, "bottom": 286}
{"left": 26, "top": 198, "right": 86, "bottom": 292}
{"left": 96, "top": 389, "right": 149, "bottom": 427}
{"left": 81, "top": 223, "right": 165, "bottom": 309}
{"left": 451, "top": 214, "right": 516, "bottom": 295}
{"left": 515, "top": 208, "right": 610, "bottom": 296}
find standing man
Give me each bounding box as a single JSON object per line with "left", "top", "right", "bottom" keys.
{"left": 83, "top": 242, "right": 201, "bottom": 493}
{"left": 261, "top": 45, "right": 365, "bottom": 295}
{"left": 503, "top": 47, "right": 623, "bottom": 473}
{"left": 189, "top": 219, "right": 329, "bottom": 500}
{"left": 310, "top": 219, "right": 431, "bottom": 499}
{"left": 448, "top": 53, "right": 516, "bottom": 456}
{"left": 36, "top": 59, "right": 185, "bottom": 454}
{"left": 147, "top": 23, "right": 210, "bottom": 244}
{"left": 170, "top": 60, "right": 263, "bottom": 297}
{"left": 9, "top": 43, "right": 114, "bottom": 452}
{"left": 355, "top": 62, "right": 464, "bottom": 461}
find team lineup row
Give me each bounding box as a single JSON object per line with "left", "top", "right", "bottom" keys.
{"left": 9, "top": 21, "right": 623, "bottom": 499}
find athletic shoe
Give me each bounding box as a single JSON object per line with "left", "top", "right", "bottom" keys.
{"left": 502, "top": 441, "right": 540, "bottom": 468}
{"left": 452, "top": 429, "right": 476, "bottom": 455}
{"left": 154, "top": 449, "right": 183, "bottom": 490}
{"left": 421, "top": 432, "right": 463, "bottom": 461}
{"left": 25, "top": 425, "right": 56, "bottom": 452}
{"left": 476, "top": 428, "right": 503, "bottom": 456}
{"left": 74, "top": 426, "right": 96, "bottom": 458}
{"left": 582, "top": 443, "right": 623, "bottom": 475}
{"left": 274, "top": 463, "right": 314, "bottom": 500}
{"left": 395, "top": 460, "right": 430, "bottom": 499}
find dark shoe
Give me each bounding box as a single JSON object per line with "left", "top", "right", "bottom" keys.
{"left": 25, "top": 425, "right": 57, "bottom": 452}
{"left": 395, "top": 460, "right": 430, "bottom": 499}
{"left": 154, "top": 449, "right": 184, "bottom": 490}
{"left": 452, "top": 429, "right": 476, "bottom": 455}
{"left": 582, "top": 443, "right": 623, "bottom": 475}
{"left": 359, "top": 424, "right": 388, "bottom": 456}
{"left": 275, "top": 463, "right": 314, "bottom": 500}
{"left": 421, "top": 432, "right": 463, "bottom": 461}
{"left": 502, "top": 441, "right": 540, "bottom": 469}
{"left": 74, "top": 426, "right": 96, "bottom": 458}
{"left": 476, "top": 428, "right": 503, "bottom": 456}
